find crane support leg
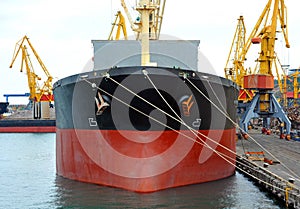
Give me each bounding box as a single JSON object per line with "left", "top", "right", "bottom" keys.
{"left": 239, "top": 92, "right": 291, "bottom": 137}
{"left": 269, "top": 93, "right": 291, "bottom": 135}
{"left": 262, "top": 118, "right": 271, "bottom": 135}
{"left": 239, "top": 95, "right": 260, "bottom": 133}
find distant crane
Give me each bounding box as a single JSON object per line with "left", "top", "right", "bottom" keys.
{"left": 224, "top": 16, "right": 254, "bottom": 102}
{"left": 224, "top": 16, "right": 247, "bottom": 87}
{"left": 288, "top": 69, "right": 299, "bottom": 107}
{"left": 9, "top": 35, "right": 54, "bottom": 119}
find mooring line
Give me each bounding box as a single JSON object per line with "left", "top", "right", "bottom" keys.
{"left": 82, "top": 77, "right": 279, "bottom": 190}
{"left": 143, "top": 71, "right": 239, "bottom": 165}
{"left": 81, "top": 75, "right": 296, "bottom": 192}
{"left": 204, "top": 78, "right": 228, "bottom": 114}
{"left": 93, "top": 76, "right": 299, "bottom": 192}
{"left": 185, "top": 77, "right": 300, "bottom": 181}
{"left": 107, "top": 73, "right": 237, "bottom": 156}
{"left": 200, "top": 76, "right": 300, "bottom": 184}
{"left": 84, "top": 77, "right": 239, "bottom": 168}
{"left": 142, "top": 72, "right": 299, "bottom": 190}
{"left": 105, "top": 70, "right": 298, "bottom": 186}
{"left": 107, "top": 73, "right": 237, "bottom": 158}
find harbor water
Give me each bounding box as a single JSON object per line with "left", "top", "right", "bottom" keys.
{"left": 0, "top": 133, "right": 284, "bottom": 209}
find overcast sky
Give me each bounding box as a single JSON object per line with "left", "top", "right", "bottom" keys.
{"left": 1, "top": 0, "right": 299, "bottom": 104}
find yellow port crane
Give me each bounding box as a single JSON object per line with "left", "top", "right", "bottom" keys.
{"left": 228, "top": 0, "right": 291, "bottom": 139}
{"left": 9, "top": 35, "right": 54, "bottom": 103}
{"left": 288, "top": 69, "right": 299, "bottom": 107}
{"left": 224, "top": 16, "right": 255, "bottom": 102}
{"left": 292, "top": 70, "right": 299, "bottom": 106}
{"left": 224, "top": 16, "right": 247, "bottom": 87}
{"left": 9, "top": 35, "right": 54, "bottom": 119}
{"left": 108, "top": 11, "right": 128, "bottom": 40}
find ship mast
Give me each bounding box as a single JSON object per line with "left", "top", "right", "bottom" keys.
{"left": 136, "top": 0, "right": 152, "bottom": 66}
{"left": 136, "top": 0, "right": 157, "bottom": 66}
{"left": 121, "top": 0, "right": 165, "bottom": 66}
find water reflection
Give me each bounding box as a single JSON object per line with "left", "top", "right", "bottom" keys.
{"left": 53, "top": 173, "right": 282, "bottom": 209}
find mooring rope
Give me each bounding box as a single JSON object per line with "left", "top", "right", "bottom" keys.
{"left": 108, "top": 70, "right": 299, "bottom": 184}
{"left": 185, "top": 78, "right": 300, "bottom": 182}
{"left": 107, "top": 73, "right": 237, "bottom": 158}
{"left": 203, "top": 77, "right": 228, "bottom": 114}
{"left": 143, "top": 70, "right": 242, "bottom": 170}
{"left": 81, "top": 74, "right": 296, "bottom": 192}
{"left": 185, "top": 77, "right": 300, "bottom": 182}
{"left": 84, "top": 77, "right": 238, "bottom": 167}
{"left": 142, "top": 72, "right": 299, "bottom": 190}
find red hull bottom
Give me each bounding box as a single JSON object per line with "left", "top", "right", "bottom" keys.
{"left": 0, "top": 126, "right": 55, "bottom": 133}
{"left": 56, "top": 128, "right": 236, "bottom": 192}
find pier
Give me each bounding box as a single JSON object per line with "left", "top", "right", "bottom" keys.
{"left": 236, "top": 129, "right": 300, "bottom": 208}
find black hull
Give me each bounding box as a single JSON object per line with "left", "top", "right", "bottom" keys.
{"left": 53, "top": 66, "right": 238, "bottom": 192}
{"left": 54, "top": 66, "right": 237, "bottom": 132}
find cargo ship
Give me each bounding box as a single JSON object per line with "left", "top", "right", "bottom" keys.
{"left": 53, "top": 0, "right": 238, "bottom": 192}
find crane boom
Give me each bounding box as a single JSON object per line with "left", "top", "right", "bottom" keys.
{"left": 230, "top": 0, "right": 290, "bottom": 81}
{"left": 249, "top": 0, "right": 289, "bottom": 76}
{"left": 10, "top": 36, "right": 52, "bottom": 80}
{"left": 241, "top": 0, "right": 272, "bottom": 64}
{"left": 22, "top": 46, "right": 40, "bottom": 101}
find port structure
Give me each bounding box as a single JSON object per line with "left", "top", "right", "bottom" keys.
{"left": 3, "top": 93, "right": 30, "bottom": 103}
{"left": 224, "top": 16, "right": 247, "bottom": 92}
{"left": 224, "top": 0, "right": 291, "bottom": 139}
{"left": 286, "top": 68, "right": 300, "bottom": 107}
{"left": 9, "top": 35, "right": 54, "bottom": 119}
